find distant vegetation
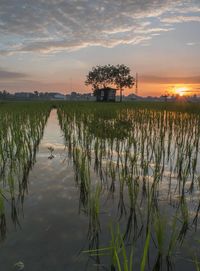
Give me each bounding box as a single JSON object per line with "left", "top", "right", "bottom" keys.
{"left": 0, "top": 90, "right": 65, "bottom": 100}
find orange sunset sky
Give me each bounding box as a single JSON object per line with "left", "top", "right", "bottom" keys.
{"left": 0, "top": 0, "right": 200, "bottom": 97}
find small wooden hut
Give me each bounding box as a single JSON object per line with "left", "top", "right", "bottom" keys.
{"left": 95, "top": 87, "right": 116, "bottom": 102}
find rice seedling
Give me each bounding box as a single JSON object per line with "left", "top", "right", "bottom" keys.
{"left": 83, "top": 224, "right": 135, "bottom": 271}
{"left": 140, "top": 227, "right": 151, "bottom": 271}
{"left": 87, "top": 184, "right": 102, "bottom": 250}
{"left": 194, "top": 255, "right": 200, "bottom": 271}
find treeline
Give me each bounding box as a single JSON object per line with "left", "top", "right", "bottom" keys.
{"left": 0, "top": 90, "right": 62, "bottom": 100}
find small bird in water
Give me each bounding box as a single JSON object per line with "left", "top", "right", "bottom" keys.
{"left": 48, "top": 146, "right": 55, "bottom": 159}
{"left": 14, "top": 261, "right": 24, "bottom": 270}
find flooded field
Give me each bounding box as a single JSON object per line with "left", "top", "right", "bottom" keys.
{"left": 0, "top": 101, "right": 200, "bottom": 270}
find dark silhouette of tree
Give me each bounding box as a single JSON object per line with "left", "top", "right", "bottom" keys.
{"left": 34, "top": 91, "right": 39, "bottom": 97}
{"left": 0, "top": 90, "right": 9, "bottom": 100}
{"left": 114, "top": 64, "right": 134, "bottom": 102}
{"left": 85, "top": 64, "right": 134, "bottom": 101}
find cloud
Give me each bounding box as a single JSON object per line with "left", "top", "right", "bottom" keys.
{"left": 186, "top": 42, "right": 196, "bottom": 46}
{"left": 0, "top": 68, "right": 28, "bottom": 80}
{"left": 0, "top": 0, "right": 199, "bottom": 54}
{"left": 134, "top": 27, "right": 174, "bottom": 34}
{"left": 160, "top": 15, "right": 200, "bottom": 24}
{"left": 141, "top": 75, "right": 200, "bottom": 84}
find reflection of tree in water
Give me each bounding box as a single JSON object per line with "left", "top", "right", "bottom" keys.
{"left": 58, "top": 103, "right": 200, "bottom": 270}
{"left": 0, "top": 103, "right": 51, "bottom": 240}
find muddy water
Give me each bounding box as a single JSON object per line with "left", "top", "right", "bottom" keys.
{"left": 0, "top": 110, "right": 96, "bottom": 270}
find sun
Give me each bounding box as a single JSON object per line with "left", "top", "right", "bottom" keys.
{"left": 172, "top": 86, "right": 189, "bottom": 96}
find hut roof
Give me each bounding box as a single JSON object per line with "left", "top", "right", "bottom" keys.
{"left": 97, "top": 87, "right": 116, "bottom": 91}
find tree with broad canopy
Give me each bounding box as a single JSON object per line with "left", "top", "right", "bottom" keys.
{"left": 85, "top": 64, "right": 135, "bottom": 102}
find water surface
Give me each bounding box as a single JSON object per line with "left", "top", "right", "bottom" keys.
{"left": 0, "top": 108, "right": 199, "bottom": 271}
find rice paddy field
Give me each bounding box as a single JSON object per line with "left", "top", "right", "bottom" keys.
{"left": 0, "top": 101, "right": 200, "bottom": 271}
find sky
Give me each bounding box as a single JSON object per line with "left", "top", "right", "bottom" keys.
{"left": 0, "top": 0, "right": 200, "bottom": 96}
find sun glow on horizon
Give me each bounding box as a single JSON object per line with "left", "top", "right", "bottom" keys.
{"left": 169, "top": 85, "right": 191, "bottom": 96}
{"left": 175, "top": 87, "right": 188, "bottom": 96}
